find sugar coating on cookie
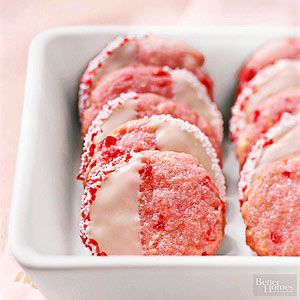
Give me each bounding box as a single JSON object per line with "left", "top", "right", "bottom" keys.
{"left": 84, "top": 114, "right": 225, "bottom": 199}
{"left": 230, "top": 59, "right": 300, "bottom": 143}
{"left": 80, "top": 150, "right": 226, "bottom": 256}
{"left": 239, "top": 38, "right": 300, "bottom": 85}
{"left": 166, "top": 67, "right": 223, "bottom": 142}
{"left": 79, "top": 34, "right": 209, "bottom": 120}
{"left": 241, "top": 154, "right": 300, "bottom": 256}
{"left": 79, "top": 92, "right": 221, "bottom": 180}
{"left": 80, "top": 64, "right": 173, "bottom": 135}
{"left": 236, "top": 89, "right": 300, "bottom": 166}
{"left": 239, "top": 113, "right": 300, "bottom": 206}
{"left": 80, "top": 64, "right": 222, "bottom": 142}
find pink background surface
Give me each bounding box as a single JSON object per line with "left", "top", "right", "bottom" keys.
{"left": 0, "top": 0, "right": 299, "bottom": 298}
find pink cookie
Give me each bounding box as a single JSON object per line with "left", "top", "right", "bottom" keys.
{"left": 136, "top": 34, "right": 213, "bottom": 96}
{"left": 79, "top": 34, "right": 213, "bottom": 119}
{"left": 239, "top": 113, "right": 300, "bottom": 207}
{"left": 236, "top": 89, "right": 300, "bottom": 166}
{"left": 241, "top": 153, "right": 300, "bottom": 256}
{"left": 80, "top": 150, "right": 226, "bottom": 256}
{"left": 83, "top": 115, "right": 225, "bottom": 199}
{"left": 81, "top": 64, "right": 222, "bottom": 140}
{"left": 239, "top": 38, "right": 300, "bottom": 87}
{"left": 79, "top": 92, "right": 221, "bottom": 179}
{"left": 230, "top": 59, "right": 300, "bottom": 143}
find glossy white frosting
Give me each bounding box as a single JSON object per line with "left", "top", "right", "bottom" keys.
{"left": 149, "top": 115, "right": 225, "bottom": 199}
{"left": 259, "top": 120, "right": 300, "bottom": 167}
{"left": 167, "top": 67, "right": 223, "bottom": 142}
{"left": 96, "top": 98, "right": 138, "bottom": 144}
{"left": 89, "top": 156, "right": 143, "bottom": 255}
{"left": 245, "top": 59, "right": 300, "bottom": 119}
{"left": 239, "top": 113, "right": 300, "bottom": 202}
{"left": 156, "top": 121, "right": 215, "bottom": 183}
{"left": 89, "top": 38, "right": 137, "bottom": 79}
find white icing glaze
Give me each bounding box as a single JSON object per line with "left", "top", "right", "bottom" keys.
{"left": 78, "top": 93, "right": 139, "bottom": 180}
{"left": 168, "top": 67, "right": 223, "bottom": 142}
{"left": 240, "top": 114, "right": 300, "bottom": 200}
{"left": 245, "top": 59, "right": 300, "bottom": 118}
{"left": 259, "top": 121, "right": 300, "bottom": 167}
{"left": 89, "top": 156, "right": 143, "bottom": 255}
{"left": 95, "top": 98, "right": 138, "bottom": 144}
{"left": 88, "top": 38, "right": 137, "bottom": 81}
{"left": 147, "top": 115, "right": 226, "bottom": 199}
{"left": 79, "top": 36, "right": 138, "bottom": 114}
{"left": 156, "top": 122, "right": 216, "bottom": 183}
{"left": 102, "top": 42, "right": 137, "bottom": 75}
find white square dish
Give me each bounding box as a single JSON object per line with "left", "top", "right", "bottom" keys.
{"left": 9, "top": 26, "right": 300, "bottom": 300}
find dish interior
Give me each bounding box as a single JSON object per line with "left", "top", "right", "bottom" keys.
{"left": 14, "top": 26, "right": 299, "bottom": 258}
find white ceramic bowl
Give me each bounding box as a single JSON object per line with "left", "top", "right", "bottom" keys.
{"left": 9, "top": 26, "right": 300, "bottom": 300}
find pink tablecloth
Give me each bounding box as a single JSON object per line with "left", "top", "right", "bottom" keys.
{"left": 0, "top": 0, "right": 299, "bottom": 298}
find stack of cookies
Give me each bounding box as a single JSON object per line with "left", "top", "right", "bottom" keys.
{"left": 230, "top": 38, "right": 300, "bottom": 256}
{"left": 77, "top": 35, "right": 226, "bottom": 256}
